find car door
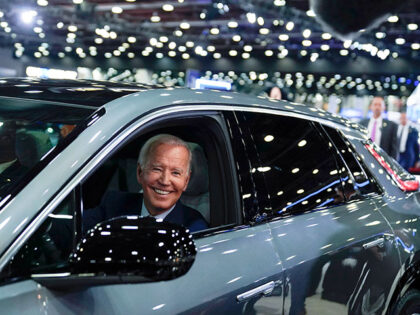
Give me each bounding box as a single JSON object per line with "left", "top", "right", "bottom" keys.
{"left": 0, "top": 108, "right": 285, "bottom": 314}
{"left": 231, "top": 109, "right": 402, "bottom": 315}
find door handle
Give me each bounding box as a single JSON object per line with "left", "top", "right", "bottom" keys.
{"left": 362, "top": 237, "right": 384, "bottom": 250}
{"left": 236, "top": 281, "right": 275, "bottom": 302}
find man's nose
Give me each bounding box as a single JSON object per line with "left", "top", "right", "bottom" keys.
{"left": 158, "top": 170, "right": 170, "bottom": 185}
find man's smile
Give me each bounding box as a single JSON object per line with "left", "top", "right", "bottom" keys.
{"left": 153, "top": 188, "right": 171, "bottom": 195}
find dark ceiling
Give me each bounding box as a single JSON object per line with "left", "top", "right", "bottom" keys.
{"left": 0, "top": 0, "right": 418, "bottom": 63}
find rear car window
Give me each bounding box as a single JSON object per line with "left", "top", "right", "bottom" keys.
{"left": 0, "top": 97, "right": 94, "bottom": 202}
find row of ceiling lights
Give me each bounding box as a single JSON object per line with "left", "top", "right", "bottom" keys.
{"left": 1, "top": 0, "right": 417, "bottom": 63}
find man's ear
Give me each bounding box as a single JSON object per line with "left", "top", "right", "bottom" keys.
{"left": 136, "top": 163, "right": 143, "bottom": 185}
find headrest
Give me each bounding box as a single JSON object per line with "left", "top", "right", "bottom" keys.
{"left": 184, "top": 143, "right": 209, "bottom": 196}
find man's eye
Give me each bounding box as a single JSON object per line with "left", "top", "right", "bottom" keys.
{"left": 173, "top": 171, "right": 181, "bottom": 176}
{"left": 152, "top": 167, "right": 162, "bottom": 172}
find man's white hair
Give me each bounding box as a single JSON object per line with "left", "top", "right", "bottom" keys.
{"left": 138, "top": 134, "right": 192, "bottom": 172}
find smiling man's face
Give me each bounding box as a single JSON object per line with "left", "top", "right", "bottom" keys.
{"left": 137, "top": 143, "right": 190, "bottom": 216}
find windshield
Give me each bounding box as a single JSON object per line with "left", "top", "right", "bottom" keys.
{"left": 0, "top": 96, "right": 94, "bottom": 201}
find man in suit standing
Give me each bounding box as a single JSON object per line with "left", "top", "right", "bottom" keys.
{"left": 397, "top": 111, "right": 419, "bottom": 171}
{"left": 360, "top": 96, "right": 398, "bottom": 158}
{"left": 84, "top": 134, "right": 208, "bottom": 233}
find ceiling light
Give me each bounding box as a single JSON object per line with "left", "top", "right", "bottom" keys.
{"left": 229, "top": 50, "right": 238, "bottom": 56}
{"left": 112, "top": 7, "right": 123, "bottom": 14}
{"left": 279, "top": 34, "right": 289, "bottom": 41}
{"left": 20, "top": 10, "right": 37, "bottom": 24}
{"left": 343, "top": 40, "right": 352, "bottom": 48}
{"left": 302, "top": 29, "right": 311, "bottom": 38}
{"left": 73, "top": 0, "right": 83, "bottom": 3}
{"left": 244, "top": 45, "right": 253, "bottom": 52}
{"left": 68, "top": 25, "right": 77, "bottom": 32}
{"left": 200, "top": 12, "right": 206, "bottom": 19}
{"left": 411, "top": 43, "right": 420, "bottom": 50}
{"left": 56, "top": 22, "right": 64, "bottom": 29}
{"left": 321, "top": 44, "right": 330, "bottom": 51}
{"left": 159, "top": 36, "right": 168, "bottom": 42}
{"left": 105, "top": 52, "right": 112, "bottom": 58}
{"left": 388, "top": 15, "right": 398, "bottom": 23}
{"left": 168, "top": 42, "right": 176, "bottom": 49}
{"left": 228, "top": 21, "right": 238, "bottom": 28}
{"left": 273, "top": 0, "right": 286, "bottom": 6}
{"left": 285, "top": 21, "right": 294, "bottom": 31}
{"left": 300, "top": 50, "right": 307, "bottom": 56}
{"left": 168, "top": 51, "right": 176, "bottom": 57}
{"left": 67, "top": 33, "right": 76, "bottom": 39}
{"left": 375, "top": 32, "right": 386, "bottom": 39}
{"left": 127, "top": 36, "right": 136, "bottom": 43}
{"left": 156, "top": 52, "right": 163, "bottom": 59}
{"left": 150, "top": 38, "right": 157, "bottom": 46}
{"left": 33, "top": 26, "right": 42, "bottom": 33}
{"left": 58, "top": 52, "right": 65, "bottom": 58}
{"left": 178, "top": 45, "right": 186, "bottom": 52}
{"left": 182, "top": 53, "right": 190, "bottom": 59}
{"left": 174, "top": 30, "right": 183, "bottom": 36}
{"left": 37, "top": 0, "right": 48, "bottom": 6}
{"left": 306, "top": 10, "right": 316, "bottom": 17}
{"left": 408, "top": 23, "right": 418, "bottom": 31}
{"left": 34, "top": 52, "right": 42, "bottom": 58}
{"left": 259, "top": 28, "right": 270, "bottom": 35}
{"left": 186, "top": 41, "right": 194, "bottom": 48}
{"left": 265, "top": 50, "right": 273, "bottom": 57}
{"left": 151, "top": 15, "right": 161, "bottom": 23}
{"left": 340, "top": 49, "right": 349, "bottom": 56}
{"left": 257, "top": 17, "right": 264, "bottom": 26}
{"left": 321, "top": 32, "right": 332, "bottom": 40}
{"left": 128, "top": 52, "right": 135, "bottom": 58}
{"left": 228, "top": 35, "right": 239, "bottom": 43}
{"left": 95, "top": 38, "right": 103, "bottom": 44}
{"left": 210, "top": 27, "right": 219, "bottom": 35}
{"left": 162, "top": 4, "right": 174, "bottom": 12}
{"left": 246, "top": 13, "right": 256, "bottom": 24}
{"left": 213, "top": 52, "right": 221, "bottom": 59}
{"left": 194, "top": 46, "right": 203, "bottom": 55}
{"left": 207, "top": 45, "right": 215, "bottom": 52}
{"left": 395, "top": 38, "right": 405, "bottom": 45}
{"left": 180, "top": 22, "right": 190, "bottom": 29}
{"left": 302, "top": 40, "right": 312, "bottom": 47}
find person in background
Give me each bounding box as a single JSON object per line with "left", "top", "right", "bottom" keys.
{"left": 360, "top": 96, "right": 398, "bottom": 159}
{"left": 269, "top": 86, "right": 282, "bottom": 100}
{"left": 397, "top": 111, "right": 419, "bottom": 171}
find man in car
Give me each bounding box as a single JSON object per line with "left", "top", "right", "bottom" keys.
{"left": 83, "top": 134, "right": 208, "bottom": 233}
{"left": 360, "top": 96, "right": 398, "bottom": 159}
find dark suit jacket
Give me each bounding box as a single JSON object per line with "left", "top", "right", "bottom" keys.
{"left": 398, "top": 126, "right": 420, "bottom": 170}
{"left": 360, "top": 118, "right": 398, "bottom": 159}
{"left": 83, "top": 191, "right": 209, "bottom": 233}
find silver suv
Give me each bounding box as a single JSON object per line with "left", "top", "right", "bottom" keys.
{"left": 0, "top": 78, "right": 419, "bottom": 315}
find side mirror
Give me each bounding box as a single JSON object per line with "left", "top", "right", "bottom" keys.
{"left": 33, "top": 216, "right": 196, "bottom": 289}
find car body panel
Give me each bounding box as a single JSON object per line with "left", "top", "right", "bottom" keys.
{"left": 0, "top": 225, "right": 284, "bottom": 314}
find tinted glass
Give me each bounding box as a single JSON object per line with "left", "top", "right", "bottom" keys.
{"left": 0, "top": 194, "right": 75, "bottom": 284}
{"left": 323, "top": 126, "right": 381, "bottom": 197}
{"left": 224, "top": 111, "right": 270, "bottom": 223}
{"left": 0, "top": 97, "right": 93, "bottom": 201}
{"left": 239, "top": 112, "right": 345, "bottom": 216}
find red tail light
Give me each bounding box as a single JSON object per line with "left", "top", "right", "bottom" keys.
{"left": 365, "top": 143, "right": 419, "bottom": 192}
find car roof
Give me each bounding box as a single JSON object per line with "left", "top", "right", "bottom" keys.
{"left": 0, "top": 77, "right": 164, "bottom": 107}
{"left": 0, "top": 77, "right": 365, "bottom": 134}
{"left": 102, "top": 86, "right": 365, "bottom": 135}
